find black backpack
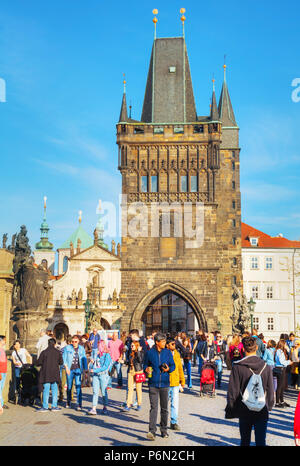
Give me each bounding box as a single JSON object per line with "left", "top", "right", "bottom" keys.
{"left": 232, "top": 346, "right": 242, "bottom": 360}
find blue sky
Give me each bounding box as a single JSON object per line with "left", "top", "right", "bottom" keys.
{"left": 0, "top": 0, "right": 300, "bottom": 253}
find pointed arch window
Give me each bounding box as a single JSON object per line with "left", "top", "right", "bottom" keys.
{"left": 63, "top": 256, "right": 68, "bottom": 273}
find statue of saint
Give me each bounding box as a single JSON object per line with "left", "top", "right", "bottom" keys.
{"left": 231, "top": 285, "right": 251, "bottom": 334}
{"left": 2, "top": 233, "right": 8, "bottom": 249}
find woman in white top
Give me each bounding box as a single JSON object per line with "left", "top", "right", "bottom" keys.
{"left": 12, "top": 340, "right": 32, "bottom": 392}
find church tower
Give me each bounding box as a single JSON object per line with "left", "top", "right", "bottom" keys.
{"left": 34, "top": 196, "right": 56, "bottom": 274}
{"left": 117, "top": 12, "right": 242, "bottom": 334}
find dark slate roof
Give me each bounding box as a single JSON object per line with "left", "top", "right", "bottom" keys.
{"left": 119, "top": 92, "right": 128, "bottom": 122}
{"left": 210, "top": 89, "right": 220, "bottom": 121}
{"left": 218, "top": 78, "right": 237, "bottom": 127}
{"left": 141, "top": 37, "right": 197, "bottom": 123}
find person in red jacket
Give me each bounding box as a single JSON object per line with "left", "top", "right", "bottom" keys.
{"left": 294, "top": 391, "right": 300, "bottom": 445}
{"left": 0, "top": 335, "right": 8, "bottom": 415}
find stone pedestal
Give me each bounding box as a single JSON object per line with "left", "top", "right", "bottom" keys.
{"left": 10, "top": 307, "right": 50, "bottom": 353}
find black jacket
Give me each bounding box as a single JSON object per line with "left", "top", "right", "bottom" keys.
{"left": 225, "top": 355, "right": 274, "bottom": 420}
{"left": 37, "top": 346, "right": 63, "bottom": 386}
{"left": 128, "top": 350, "right": 144, "bottom": 372}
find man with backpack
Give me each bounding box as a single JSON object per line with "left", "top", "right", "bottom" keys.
{"left": 225, "top": 336, "right": 274, "bottom": 446}
{"left": 252, "top": 328, "right": 265, "bottom": 359}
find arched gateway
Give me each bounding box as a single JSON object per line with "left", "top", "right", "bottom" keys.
{"left": 129, "top": 282, "right": 207, "bottom": 334}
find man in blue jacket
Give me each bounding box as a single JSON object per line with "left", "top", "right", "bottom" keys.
{"left": 63, "top": 335, "right": 88, "bottom": 411}
{"left": 144, "top": 332, "right": 175, "bottom": 440}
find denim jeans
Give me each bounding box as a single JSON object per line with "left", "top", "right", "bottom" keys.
{"left": 43, "top": 382, "right": 58, "bottom": 409}
{"left": 66, "top": 369, "right": 82, "bottom": 406}
{"left": 91, "top": 348, "right": 98, "bottom": 360}
{"left": 169, "top": 386, "right": 180, "bottom": 425}
{"left": 239, "top": 417, "right": 268, "bottom": 446}
{"left": 92, "top": 372, "right": 109, "bottom": 408}
{"left": 15, "top": 367, "right": 22, "bottom": 391}
{"left": 108, "top": 361, "right": 123, "bottom": 388}
{"left": 183, "top": 360, "right": 192, "bottom": 387}
{"left": 215, "top": 359, "right": 223, "bottom": 386}
{"left": 0, "top": 373, "right": 6, "bottom": 407}
{"left": 198, "top": 356, "right": 204, "bottom": 375}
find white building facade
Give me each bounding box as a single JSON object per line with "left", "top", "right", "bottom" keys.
{"left": 242, "top": 223, "right": 300, "bottom": 340}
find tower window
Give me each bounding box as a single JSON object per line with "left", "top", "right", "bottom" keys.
{"left": 232, "top": 201, "right": 236, "bottom": 209}
{"left": 174, "top": 126, "right": 184, "bottom": 134}
{"left": 141, "top": 176, "right": 148, "bottom": 192}
{"left": 180, "top": 175, "right": 187, "bottom": 192}
{"left": 190, "top": 175, "right": 198, "bottom": 192}
{"left": 193, "top": 125, "right": 204, "bottom": 134}
{"left": 134, "top": 126, "right": 144, "bottom": 134}
{"left": 151, "top": 175, "right": 158, "bottom": 193}
{"left": 232, "top": 181, "right": 236, "bottom": 189}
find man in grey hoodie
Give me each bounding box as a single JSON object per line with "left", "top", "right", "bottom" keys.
{"left": 225, "top": 336, "right": 274, "bottom": 446}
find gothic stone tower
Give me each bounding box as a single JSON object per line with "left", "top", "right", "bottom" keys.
{"left": 117, "top": 35, "right": 242, "bottom": 334}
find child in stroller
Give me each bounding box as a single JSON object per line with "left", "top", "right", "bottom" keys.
{"left": 199, "top": 360, "right": 217, "bottom": 397}
{"left": 17, "top": 364, "right": 39, "bottom": 406}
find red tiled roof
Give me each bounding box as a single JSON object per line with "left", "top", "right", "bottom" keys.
{"left": 242, "top": 222, "right": 300, "bottom": 248}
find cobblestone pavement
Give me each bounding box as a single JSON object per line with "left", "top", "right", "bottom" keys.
{"left": 0, "top": 367, "right": 296, "bottom": 446}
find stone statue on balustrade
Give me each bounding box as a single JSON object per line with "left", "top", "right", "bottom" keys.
{"left": 231, "top": 285, "right": 251, "bottom": 335}
{"left": 10, "top": 225, "right": 51, "bottom": 350}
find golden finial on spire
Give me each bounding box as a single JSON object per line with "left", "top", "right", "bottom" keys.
{"left": 123, "top": 73, "right": 126, "bottom": 93}
{"left": 180, "top": 8, "right": 186, "bottom": 37}
{"left": 212, "top": 76, "right": 216, "bottom": 92}
{"left": 152, "top": 9, "right": 158, "bottom": 39}
{"left": 43, "top": 196, "right": 47, "bottom": 210}
{"left": 78, "top": 210, "right": 82, "bottom": 224}
{"left": 223, "top": 54, "right": 227, "bottom": 80}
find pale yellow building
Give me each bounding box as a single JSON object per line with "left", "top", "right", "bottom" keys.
{"left": 0, "top": 248, "right": 14, "bottom": 341}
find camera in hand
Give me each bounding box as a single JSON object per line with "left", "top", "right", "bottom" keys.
{"left": 159, "top": 363, "right": 168, "bottom": 372}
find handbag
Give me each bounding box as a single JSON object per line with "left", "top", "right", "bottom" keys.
{"left": 273, "top": 366, "right": 284, "bottom": 378}
{"left": 134, "top": 372, "right": 146, "bottom": 383}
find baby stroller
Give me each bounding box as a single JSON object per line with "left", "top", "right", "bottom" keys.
{"left": 199, "top": 361, "right": 216, "bottom": 397}
{"left": 18, "top": 364, "right": 39, "bottom": 406}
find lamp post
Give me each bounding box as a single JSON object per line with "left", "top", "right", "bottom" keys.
{"left": 84, "top": 299, "right": 91, "bottom": 334}
{"left": 248, "top": 296, "right": 256, "bottom": 334}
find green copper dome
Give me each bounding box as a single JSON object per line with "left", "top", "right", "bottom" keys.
{"left": 59, "top": 224, "right": 93, "bottom": 250}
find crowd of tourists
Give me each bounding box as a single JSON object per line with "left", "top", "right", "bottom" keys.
{"left": 1, "top": 327, "right": 300, "bottom": 445}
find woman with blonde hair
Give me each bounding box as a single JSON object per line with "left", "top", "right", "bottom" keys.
{"left": 229, "top": 334, "right": 245, "bottom": 363}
